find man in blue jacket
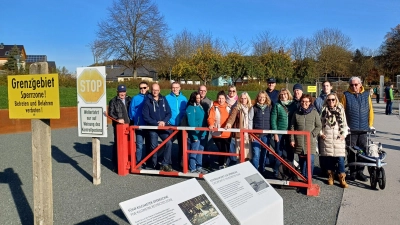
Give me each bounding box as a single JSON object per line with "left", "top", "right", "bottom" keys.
{"left": 129, "top": 81, "right": 149, "bottom": 166}
{"left": 143, "top": 83, "right": 173, "bottom": 171}
{"left": 165, "top": 82, "right": 188, "bottom": 167}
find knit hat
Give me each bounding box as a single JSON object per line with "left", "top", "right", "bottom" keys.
{"left": 293, "top": 83, "right": 303, "bottom": 92}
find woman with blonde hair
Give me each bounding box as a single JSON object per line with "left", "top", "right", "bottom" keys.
{"left": 249, "top": 91, "right": 273, "bottom": 173}
{"left": 225, "top": 92, "right": 252, "bottom": 162}
{"left": 319, "top": 93, "right": 349, "bottom": 188}
{"left": 270, "top": 88, "right": 293, "bottom": 178}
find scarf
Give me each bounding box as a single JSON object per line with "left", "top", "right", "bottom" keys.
{"left": 256, "top": 103, "right": 267, "bottom": 110}
{"left": 226, "top": 95, "right": 238, "bottom": 107}
{"left": 321, "top": 106, "right": 345, "bottom": 138}
{"left": 241, "top": 105, "right": 249, "bottom": 140}
{"left": 279, "top": 100, "right": 292, "bottom": 114}
{"left": 298, "top": 105, "right": 314, "bottom": 115}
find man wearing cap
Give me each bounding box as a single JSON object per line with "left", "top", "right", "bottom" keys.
{"left": 143, "top": 83, "right": 173, "bottom": 172}
{"left": 266, "top": 78, "right": 279, "bottom": 106}
{"left": 108, "top": 84, "right": 132, "bottom": 172}
{"left": 286, "top": 83, "right": 303, "bottom": 163}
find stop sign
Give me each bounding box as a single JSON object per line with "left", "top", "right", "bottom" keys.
{"left": 77, "top": 68, "right": 105, "bottom": 104}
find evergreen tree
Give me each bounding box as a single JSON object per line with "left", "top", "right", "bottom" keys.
{"left": 3, "top": 45, "right": 21, "bottom": 74}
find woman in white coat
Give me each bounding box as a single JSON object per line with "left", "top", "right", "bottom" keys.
{"left": 319, "top": 93, "right": 349, "bottom": 188}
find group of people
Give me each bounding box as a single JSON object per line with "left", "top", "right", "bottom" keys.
{"left": 108, "top": 76, "right": 375, "bottom": 189}
{"left": 371, "top": 83, "right": 395, "bottom": 115}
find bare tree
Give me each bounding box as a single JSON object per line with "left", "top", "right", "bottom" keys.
{"left": 309, "top": 28, "right": 352, "bottom": 59}
{"left": 87, "top": 40, "right": 108, "bottom": 65}
{"left": 252, "top": 31, "right": 288, "bottom": 56}
{"left": 95, "top": 0, "right": 168, "bottom": 78}
{"left": 290, "top": 37, "right": 312, "bottom": 61}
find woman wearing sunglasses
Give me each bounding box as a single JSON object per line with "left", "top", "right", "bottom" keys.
{"left": 319, "top": 93, "right": 349, "bottom": 188}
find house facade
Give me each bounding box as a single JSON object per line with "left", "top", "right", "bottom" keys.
{"left": 0, "top": 43, "right": 27, "bottom": 69}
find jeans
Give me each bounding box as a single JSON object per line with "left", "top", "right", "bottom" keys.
{"left": 326, "top": 156, "right": 345, "bottom": 174}
{"left": 169, "top": 128, "right": 183, "bottom": 164}
{"left": 148, "top": 130, "right": 172, "bottom": 167}
{"left": 213, "top": 138, "right": 231, "bottom": 165}
{"left": 376, "top": 94, "right": 380, "bottom": 103}
{"left": 298, "top": 154, "right": 315, "bottom": 178}
{"left": 226, "top": 138, "right": 237, "bottom": 166}
{"left": 386, "top": 100, "right": 393, "bottom": 115}
{"left": 188, "top": 136, "right": 206, "bottom": 172}
{"left": 271, "top": 134, "right": 285, "bottom": 177}
{"left": 135, "top": 129, "right": 145, "bottom": 164}
{"left": 251, "top": 135, "right": 269, "bottom": 173}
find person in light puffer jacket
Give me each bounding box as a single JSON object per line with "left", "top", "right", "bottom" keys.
{"left": 319, "top": 93, "right": 349, "bottom": 188}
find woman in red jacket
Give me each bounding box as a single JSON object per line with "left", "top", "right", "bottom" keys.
{"left": 208, "top": 91, "right": 232, "bottom": 169}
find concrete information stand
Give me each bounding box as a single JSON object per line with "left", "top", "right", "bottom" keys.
{"left": 203, "top": 161, "right": 283, "bottom": 225}
{"left": 120, "top": 178, "right": 230, "bottom": 225}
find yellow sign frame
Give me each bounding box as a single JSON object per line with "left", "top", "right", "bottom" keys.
{"left": 8, "top": 74, "right": 60, "bottom": 119}
{"left": 307, "top": 86, "right": 317, "bottom": 93}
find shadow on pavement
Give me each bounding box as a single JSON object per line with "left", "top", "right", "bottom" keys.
{"left": 52, "top": 145, "right": 92, "bottom": 182}
{"left": 74, "top": 214, "right": 119, "bottom": 225}
{"left": 0, "top": 168, "right": 33, "bottom": 225}
{"left": 72, "top": 142, "right": 114, "bottom": 171}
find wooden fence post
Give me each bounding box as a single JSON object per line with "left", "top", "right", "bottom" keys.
{"left": 30, "top": 62, "right": 53, "bottom": 225}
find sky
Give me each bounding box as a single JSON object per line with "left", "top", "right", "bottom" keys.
{"left": 2, "top": 0, "right": 399, "bottom": 74}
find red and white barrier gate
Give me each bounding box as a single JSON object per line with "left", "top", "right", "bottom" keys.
{"left": 115, "top": 124, "right": 320, "bottom": 196}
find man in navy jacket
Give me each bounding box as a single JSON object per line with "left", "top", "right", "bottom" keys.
{"left": 143, "top": 83, "right": 173, "bottom": 171}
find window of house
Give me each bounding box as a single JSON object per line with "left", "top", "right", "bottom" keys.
{"left": 5, "top": 51, "right": 9, "bottom": 55}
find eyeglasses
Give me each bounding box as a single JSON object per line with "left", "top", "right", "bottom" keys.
{"left": 327, "top": 99, "right": 335, "bottom": 102}
{"left": 229, "top": 90, "right": 236, "bottom": 93}
{"left": 139, "top": 87, "right": 147, "bottom": 90}
{"left": 301, "top": 101, "right": 310, "bottom": 103}
{"left": 350, "top": 84, "right": 359, "bottom": 87}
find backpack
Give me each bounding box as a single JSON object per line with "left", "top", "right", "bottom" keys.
{"left": 277, "top": 159, "right": 300, "bottom": 181}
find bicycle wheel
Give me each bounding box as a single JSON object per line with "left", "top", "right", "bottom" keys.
{"left": 378, "top": 167, "right": 386, "bottom": 190}
{"left": 370, "top": 168, "right": 377, "bottom": 190}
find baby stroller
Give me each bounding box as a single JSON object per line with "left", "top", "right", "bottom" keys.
{"left": 346, "top": 129, "right": 387, "bottom": 190}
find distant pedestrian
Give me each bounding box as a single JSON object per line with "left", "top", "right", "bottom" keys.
{"left": 384, "top": 83, "right": 394, "bottom": 115}
{"left": 373, "top": 86, "right": 380, "bottom": 103}
{"left": 108, "top": 84, "right": 132, "bottom": 172}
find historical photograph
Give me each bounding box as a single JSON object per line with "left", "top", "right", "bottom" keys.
{"left": 244, "top": 173, "right": 269, "bottom": 192}
{"left": 178, "top": 194, "right": 219, "bottom": 225}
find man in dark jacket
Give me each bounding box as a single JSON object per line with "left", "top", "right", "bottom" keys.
{"left": 108, "top": 84, "right": 132, "bottom": 172}
{"left": 266, "top": 78, "right": 280, "bottom": 106}
{"left": 142, "top": 83, "right": 173, "bottom": 171}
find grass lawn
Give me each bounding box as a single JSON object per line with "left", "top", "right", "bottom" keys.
{"left": 0, "top": 85, "right": 261, "bottom": 109}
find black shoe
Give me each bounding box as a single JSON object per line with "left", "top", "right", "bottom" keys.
{"left": 347, "top": 172, "right": 356, "bottom": 181}
{"left": 161, "top": 165, "right": 173, "bottom": 172}
{"left": 356, "top": 171, "right": 368, "bottom": 181}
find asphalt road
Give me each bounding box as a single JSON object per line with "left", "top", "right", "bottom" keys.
{"left": 1, "top": 102, "right": 397, "bottom": 224}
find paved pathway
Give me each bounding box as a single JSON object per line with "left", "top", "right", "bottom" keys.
{"left": 0, "top": 102, "right": 398, "bottom": 224}
{"left": 337, "top": 102, "right": 400, "bottom": 225}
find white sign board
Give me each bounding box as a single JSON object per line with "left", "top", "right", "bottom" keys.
{"left": 77, "top": 66, "right": 107, "bottom": 137}
{"left": 120, "top": 178, "right": 230, "bottom": 225}
{"left": 203, "top": 161, "right": 283, "bottom": 225}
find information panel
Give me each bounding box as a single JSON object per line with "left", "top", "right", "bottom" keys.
{"left": 203, "top": 161, "right": 283, "bottom": 225}
{"left": 77, "top": 66, "right": 107, "bottom": 137}
{"left": 120, "top": 178, "right": 230, "bottom": 225}
{"left": 8, "top": 74, "right": 60, "bottom": 119}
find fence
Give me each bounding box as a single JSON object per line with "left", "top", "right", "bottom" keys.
{"left": 114, "top": 124, "right": 320, "bottom": 196}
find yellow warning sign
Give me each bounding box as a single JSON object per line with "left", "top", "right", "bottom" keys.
{"left": 307, "top": 86, "right": 317, "bottom": 93}
{"left": 8, "top": 74, "right": 60, "bottom": 119}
